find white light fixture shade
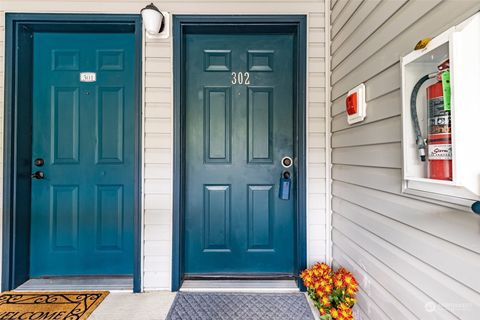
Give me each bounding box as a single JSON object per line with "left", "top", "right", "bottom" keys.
{"left": 141, "top": 3, "right": 165, "bottom": 35}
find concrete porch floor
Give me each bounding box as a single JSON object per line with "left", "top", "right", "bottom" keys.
{"left": 88, "top": 291, "right": 321, "bottom": 320}
{"left": 88, "top": 292, "right": 177, "bottom": 320}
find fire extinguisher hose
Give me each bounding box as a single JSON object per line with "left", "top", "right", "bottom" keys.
{"left": 410, "top": 73, "right": 436, "bottom": 161}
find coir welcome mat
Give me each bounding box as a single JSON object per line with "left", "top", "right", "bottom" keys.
{"left": 0, "top": 291, "right": 109, "bottom": 320}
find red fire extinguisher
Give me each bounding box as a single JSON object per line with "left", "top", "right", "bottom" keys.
{"left": 410, "top": 59, "right": 452, "bottom": 181}
{"left": 426, "top": 60, "right": 452, "bottom": 180}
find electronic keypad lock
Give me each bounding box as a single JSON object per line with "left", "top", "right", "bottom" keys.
{"left": 279, "top": 171, "right": 292, "bottom": 200}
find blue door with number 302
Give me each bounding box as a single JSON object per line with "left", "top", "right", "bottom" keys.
{"left": 184, "top": 33, "right": 296, "bottom": 275}
{"left": 29, "top": 32, "right": 135, "bottom": 277}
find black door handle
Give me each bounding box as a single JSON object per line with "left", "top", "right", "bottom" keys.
{"left": 31, "top": 171, "right": 45, "bottom": 180}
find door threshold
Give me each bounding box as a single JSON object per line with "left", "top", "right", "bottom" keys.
{"left": 180, "top": 279, "right": 299, "bottom": 293}
{"left": 14, "top": 276, "right": 133, "bottom": 292}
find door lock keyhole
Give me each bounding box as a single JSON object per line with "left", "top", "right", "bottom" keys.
{"left": 34, "top": 158, "right": 44, "bottom": 167}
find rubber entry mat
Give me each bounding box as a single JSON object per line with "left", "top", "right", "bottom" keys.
{"left": 166, "top": 292, "right": 315, "bottom": 320}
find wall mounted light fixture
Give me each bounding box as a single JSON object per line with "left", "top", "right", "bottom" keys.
{"left": 141, "top": 3, "right": 170, "bottom": 39}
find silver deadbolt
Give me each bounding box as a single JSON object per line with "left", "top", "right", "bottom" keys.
{"left": 281, "top": 156, "right": 293, "bottom": 168}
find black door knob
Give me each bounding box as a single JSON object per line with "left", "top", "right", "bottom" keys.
{"left": 31, "top": 171, "right": 45, "bottom": 179}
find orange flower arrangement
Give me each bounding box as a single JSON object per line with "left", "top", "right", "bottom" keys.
{"left": 300, "top": 263, "right": 358, "bottom": 320}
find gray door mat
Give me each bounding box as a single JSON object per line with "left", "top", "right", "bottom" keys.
{"left": 166, "top": 292, "right": 315, "bottom": 320}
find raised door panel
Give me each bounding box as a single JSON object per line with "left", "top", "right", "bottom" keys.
{"left": 96, "top": 87, "right": 124, "bottom": 164}
{"left": 52, "top": 87, "right": 80, "bottom": 164}
{"left": 248, "top": 87, "right": 273, "bottom": 163}
{"left": 204, "top": 87, "right": 231, "bottom": 163}
{"left": 50, "top": 185, "right": 79, "bottom": 251}
{"left": 95, "top": 185, "right": 124, "bottom": 251}
{"left": 247, "top": 185, "right": 274, "bottom": 251}
{"left": 203, "top": 185, "right": 231, "bottom": 251}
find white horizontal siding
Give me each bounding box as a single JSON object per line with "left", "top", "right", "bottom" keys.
{"left": 142, "top": 30, "right": 173, "bottom": 288}
{"left": 330, "top": 1, "right": 480, "bottom": 319}
{"left": 307, "top": 9, "right": 328, "bottom": 266}
{"left": 0, "top": 0, "right": 328, "bottom": 291}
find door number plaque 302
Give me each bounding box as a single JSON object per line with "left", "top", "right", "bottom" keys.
{"left": 231, "top": 72, "right": 250, "bottom": 85}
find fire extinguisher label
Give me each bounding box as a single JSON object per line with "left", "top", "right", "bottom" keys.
{"left": 428, "top": 144, "right": 452, "bottom": 160}
{"left": 428, "top": 97, "right": 451, "bottom": 134}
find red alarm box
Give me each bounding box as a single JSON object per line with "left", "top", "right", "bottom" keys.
{"left": 346, "top": 92, "right": 358, "bottom": 115}
{"left": 346, "top": 84, "right": 367, "bottom": 124}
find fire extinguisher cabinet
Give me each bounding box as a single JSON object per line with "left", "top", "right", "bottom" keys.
{"left": 401, "top": 12, "right": 480, "bottom": 209}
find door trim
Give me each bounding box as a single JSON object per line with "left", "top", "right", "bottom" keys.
{"left": 172, "top": 15, "right": 307, "bottom": 291}
{"left": 3, "top": 13, "right": 143, "bottom": 292}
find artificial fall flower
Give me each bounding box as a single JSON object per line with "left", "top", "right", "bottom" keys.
{"left": 335, "top": 278, "right": 344, "bottom": 287}
{"left": 341, "top": 309, "right": 351, "bottom": 317}
{"left": 321, "top": 295, "right": 330, "bottom": 307}
{"left": 330, "top": 309, "right": 339, "bottom": 318}
{"left": 338, "top": 303, "right": 349, "bottom": 310}
{"left": 321, "top": 264, "right": 330, "bottom": 271}
{"left": 324, "top": 284, "right": 333, "bottom": 294}
{"left": 345, "top": 297, "right": 356, "bottom": 307}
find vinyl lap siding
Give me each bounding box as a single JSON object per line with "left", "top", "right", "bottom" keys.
{"left": 307, "top": 11, "right": 328, "bottom": 266}
{"left": 0, "top": 1, "right": 328, "bottom": 291}
{"left": 330, "top": 1, "right": 480, "bottom": 319}
{"left": 143, "top": 37, "right": 174, "bottom": 290}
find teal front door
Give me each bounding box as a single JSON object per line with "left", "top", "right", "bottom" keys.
{"left": 184, "top": 33, "right": 296, "bottom": 275}
{"left": 30, "top": 32, "right": 135, "bottom": 276}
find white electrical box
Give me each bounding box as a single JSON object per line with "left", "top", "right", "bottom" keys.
{"left": 401, "top": 12, "right": 480, "bottom": 208}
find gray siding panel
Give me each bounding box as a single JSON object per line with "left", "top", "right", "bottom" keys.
{"left": 333, "top": 198, "right": 480, "bottom": 295}
{"left": 332, "top": 143, "right": 402, "bottom": 168}
{"left": 332, "top": 116, "right": 401, "bottom": 148}
{"left": 331, "top": 0, "right": 407, "bottom": 69}
{"left": 330, "top": 0, "right": 362, "bottom": 38}
{"left": 332, "top": 0, "right": 439, "bottom": 78}
{"left": 331, "top": 0, "right": 348, "bottom": 23}
{"left": 330, "top": 1, "right": 480, "bottom": 319}
{"left": 331, "top": 0, "right": 381, "bottom": 53}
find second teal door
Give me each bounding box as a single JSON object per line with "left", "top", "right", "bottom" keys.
{"left": 185, "top": 33, "right": 296, "bottom": 275}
